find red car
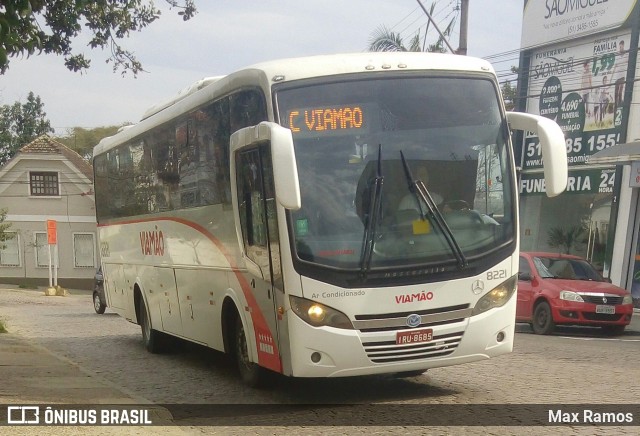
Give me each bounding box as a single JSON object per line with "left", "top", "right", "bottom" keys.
{"left": 517, "top": 252, "right": 634, "bottom": 335}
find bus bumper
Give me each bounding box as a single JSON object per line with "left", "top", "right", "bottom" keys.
{"left": 287, "top": 297, "right": 516, "bottom": 378}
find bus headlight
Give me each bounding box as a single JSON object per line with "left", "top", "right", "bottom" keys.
{"left": 289, "top": 296, "right": 354, "bottom": 329}
{"left": 471, "top": 276, "right": 517, "bottom": 316}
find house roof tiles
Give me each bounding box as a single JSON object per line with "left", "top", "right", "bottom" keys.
{"left": 19, "top": 135, "right": 93, "bottom": 181}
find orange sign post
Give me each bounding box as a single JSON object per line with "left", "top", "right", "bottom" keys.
{"left": 45, "top": 220, "right": 58, "bottom": 293}
{"left": 47, "top": 220, "right": 57, "bottom": 244}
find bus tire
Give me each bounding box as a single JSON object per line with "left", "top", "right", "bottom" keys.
{"left": 139, "top": 298, "right": 165, "bottom": 353}
{"left": 234, "top": 316, "right": 265, "bottom": 388}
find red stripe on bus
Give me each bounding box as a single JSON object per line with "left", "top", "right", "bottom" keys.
{"left": 99, "top": 217, "right": 282, "bottom": 373}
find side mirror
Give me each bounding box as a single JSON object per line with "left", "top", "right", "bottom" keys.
{"left": 507, "top": 111, "right": 568, "bottom": 197}
{"left": 230, "top": 122, "right": 301, "bottom": 210}
{"left": 518, "top": 271, "right": 533, "bottom": 282}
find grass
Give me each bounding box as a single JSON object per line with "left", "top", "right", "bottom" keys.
{"left": 18, "top": 284, "right": 37, "bottom": 289}
{"left": 0, "top": 319, "right": 6, "bottom": 333}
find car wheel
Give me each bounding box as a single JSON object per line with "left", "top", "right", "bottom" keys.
{"left": 532, "top": 301, "right": 555, "bottom": 335}
{"left": 234, "top": 316, "right": 266, "bottom": 388}
{"left": 93, "top": 291, "right": 106, "bottom": 314}
{"left": 139, "top": 298, "right": 166, "bottom": 353}
{"left": 601, "top": 325, "right": 625, "bottom": 336}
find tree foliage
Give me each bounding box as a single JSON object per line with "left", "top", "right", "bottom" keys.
{"left": 501, "top": 81, "right": 516, "bottom": 111}
{"left": 0, "top": 1, "right": 197, "bottom": 75}
{"left": 547, "top": 225, "right": 585, "bottom": 254}
{"left": 367, "top": 2, "right": 456, "bottom": 53}
{"left": 501, "top": 66, "right": 519, "bottom": 111}
{"left": 0, "top": 91, "right": 54, "bottom": 165}
{"left": 57, "top": 125, "right": 124, "bottom": 161}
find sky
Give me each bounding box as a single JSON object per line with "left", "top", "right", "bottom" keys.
{"left": 0, "top": 1, "right": 524, "bottom": 134}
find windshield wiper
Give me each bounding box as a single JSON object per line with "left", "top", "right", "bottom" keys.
{"left": 400, "top": 151, "right": 467, "bottom": 269}
{"left": 359, "top": 144, "right": 384, "bottom": 277}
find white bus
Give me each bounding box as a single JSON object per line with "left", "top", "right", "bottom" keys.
{"left": 93, "top": 52, "right": 567, "bottom": 386}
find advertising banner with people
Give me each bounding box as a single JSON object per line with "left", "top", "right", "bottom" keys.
{"left": 522, "top": 31, "right": 631, "bottom": 172}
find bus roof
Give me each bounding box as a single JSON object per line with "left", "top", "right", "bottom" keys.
{"left": 244, "top": 51, "right": 494, "bottom": 83}
{"left": 94, "top": 52, "right": 496, "bottom": 156}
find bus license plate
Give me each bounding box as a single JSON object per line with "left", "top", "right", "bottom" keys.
{"left": 596, "top": 305, "right": 615, "bottom": 314}
{"left": 396, "top": 328, "right": 433, "bottom": 345}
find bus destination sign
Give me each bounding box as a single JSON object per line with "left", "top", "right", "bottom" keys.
{"left": 287, "top": 105, "right": 368, "bottom": 136}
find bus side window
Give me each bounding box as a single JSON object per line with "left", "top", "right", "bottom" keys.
{"left": 230, "top": 89, "right": 267, "bottom": 132}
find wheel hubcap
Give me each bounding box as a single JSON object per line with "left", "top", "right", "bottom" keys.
{"left": 537, "top": 309, "right": 547, "bottom": 327}
{"left": 94, "top": 295, "right": 101, "bottom": 311}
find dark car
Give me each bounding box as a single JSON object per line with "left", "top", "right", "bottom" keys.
{"left": 517, "top": 252, "right": 634, "bottom": 335}
{"left": 93, "top": 267, "right": 107, "bottom": 314}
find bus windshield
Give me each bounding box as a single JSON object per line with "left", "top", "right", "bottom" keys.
{"left": 275, "top": 75, "right": 514, "bottom": 272}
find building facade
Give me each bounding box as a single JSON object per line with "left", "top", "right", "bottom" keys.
{"left": 0, "top": 135, "right": 98, "bottom": 289}
{"left": 517, "top": 0, "right": 640, "bottom": 307}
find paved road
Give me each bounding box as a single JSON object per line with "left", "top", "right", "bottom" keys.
{"left": 0, "top": 285, "right": 639, "bottom": 434}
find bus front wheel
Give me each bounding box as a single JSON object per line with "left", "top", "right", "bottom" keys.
{"left": 234, "top": 316, "right": 265, "bottom": 387}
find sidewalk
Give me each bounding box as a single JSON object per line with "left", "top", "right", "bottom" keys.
{"left": 0, "top": 332, "right": 143, "bottom": 405}
{"left": 0, "top": 285, "right": 178, "bottom": 432}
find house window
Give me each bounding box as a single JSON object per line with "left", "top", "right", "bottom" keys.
{"left": 73, "top": 233, "right": 95, "bottom": 268}
{"left": 30, "top": 172, "right": 59, "bottom": 196}
{"left": 35, "top": 232, "right": 58, "bottom": 267}
{"left": 0, "top": 232, "right": 20, "bottom": 267}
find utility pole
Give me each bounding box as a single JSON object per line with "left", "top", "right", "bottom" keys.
{"left": 458, "top": 0, "right": 469, "bottom": 55}
{"left": 415, "top": 0, "right": 456, "bottom": 53}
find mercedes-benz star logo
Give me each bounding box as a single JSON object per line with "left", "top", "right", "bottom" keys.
{"left": 471, "top": 279, "right": 485, "bottom": 295}
{"left": 406, "top": 314, "right": 421, "bottom": 328}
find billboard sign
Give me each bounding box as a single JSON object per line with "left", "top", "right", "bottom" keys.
{"left": 522, "top": 0, "right": 637, "bottom": 48}
{"left": 523, "top": 31, "right": 631, "bottom": 169}
{"left": 520, "top": 167, "right": 616, "bottom": 196}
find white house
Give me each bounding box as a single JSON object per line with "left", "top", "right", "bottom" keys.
{"left": 0, "top": 135, "right": 98, "bottom": 289}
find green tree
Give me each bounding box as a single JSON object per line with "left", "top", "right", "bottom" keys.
{"left": 0, "top": 91, "right": 54, "bottom": 165}
{"left": 57, "top": 125, "right": 124, "bottom": 161}
{"left": 501, "top": 81, "right": 517, "bottom": 111}
{"left": 368, "top": 2, "right": 457, "bottom": 53}
{"left": 0, "top": 208, "right": 14, "bottom": 251}
{"left": 547, "top": 225, "right": 585, "bottom": 254}
{"left": 501, "top": 66, "right": 519, "bottom": 111}
{"left": 0, "top": 1, "right": 197, "bottom": 75}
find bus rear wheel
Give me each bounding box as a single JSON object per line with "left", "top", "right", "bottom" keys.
{"left": 234, "top": 316, "right": 266, "bottom": 388}
{"left": 139, "top": 298, "right": 166, "bottom": 353}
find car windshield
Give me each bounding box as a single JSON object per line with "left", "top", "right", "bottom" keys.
{"left": 534, "top": 257, "right": 605, "bottom": 281}
{"left": 275, "top": 75, "right": 514, "bottom": 272}
{"left": 532, "top": 257, "right": 555, "bottom": 278}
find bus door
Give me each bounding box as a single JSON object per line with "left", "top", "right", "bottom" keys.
{"left": 235, "top": 143, "right": 286, "bottom": 371}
